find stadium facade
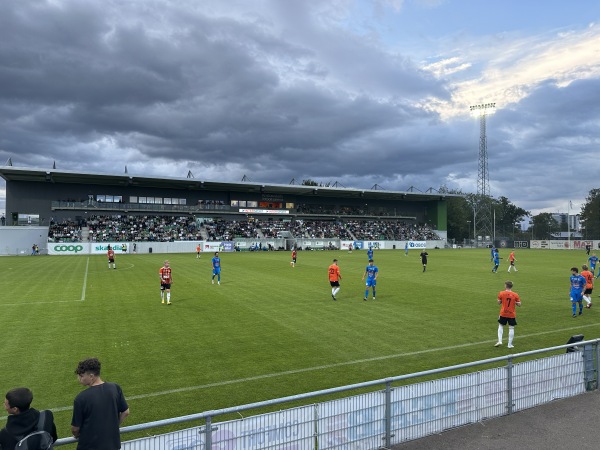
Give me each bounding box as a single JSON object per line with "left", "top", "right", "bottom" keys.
{"left": 0, "top": 166, "right": 455, "bottom": 235}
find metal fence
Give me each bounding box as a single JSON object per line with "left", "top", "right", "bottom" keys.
{"left": 54, "top": 339, "right": 598, "bottom": 449}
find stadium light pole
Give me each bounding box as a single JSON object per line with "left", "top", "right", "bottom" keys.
{"left": 530, "top": 222, "right": 534, "bottom": 240}
{"left": 470, "top": 205, "right": 477, "bottom": 247}
{"left": 568, "top": 201, "right": 571, "bottom": 250}
{"left": 470, "top": 103, "right": 496, "bottom": 247}
{"left": 467, "top": 220, "right": 471, "bottom": 246}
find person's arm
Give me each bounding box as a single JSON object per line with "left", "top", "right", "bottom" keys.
{"left": 119, "top": 408, "right": 130, "bottom": 425}
{"left": 71, "top": 425, "right": 80, "bottom": 438}
{"left": 50, "top": 422, "right": 58, "bottom": 442}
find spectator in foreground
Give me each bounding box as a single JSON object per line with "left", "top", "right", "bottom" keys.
{"left": 0, "top": 387, "right": 58, "bottom": 449}
{"left": 72, "top": 358, "right": 129, "bottom": 450}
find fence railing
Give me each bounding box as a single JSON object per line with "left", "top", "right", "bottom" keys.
{"left": 54, "top": 338, "right": 598, "bottom": 449}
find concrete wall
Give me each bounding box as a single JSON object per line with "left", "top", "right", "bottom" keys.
{"left": 0, "top": 227, "right": 49, "bottom": 255}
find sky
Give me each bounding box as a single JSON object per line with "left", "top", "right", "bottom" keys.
{"left": 1, "top": 0, "right": 599, "bottom": 218}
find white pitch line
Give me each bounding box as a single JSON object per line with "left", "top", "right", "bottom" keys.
{"left": 0, "top": 299, "right": 83, "bottom": 307}
{"left": 123, "top": 322, "right": 600, "bottom": 401}
{"left": 81, "top": 257, "right": 89, "bottom": 301}
{"left": 2, "top": 322, "right": 598, "bottom": 420}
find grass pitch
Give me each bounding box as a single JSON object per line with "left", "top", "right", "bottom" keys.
{"left": 1, "top": 248, "right": 599, "bottom": 439}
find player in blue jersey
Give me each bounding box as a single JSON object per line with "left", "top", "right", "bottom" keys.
{"left": 211, "top": 251, "right": 221, "bottom": 285}
{"left": 588, "top": 253, "right": 599, "bottom": 277}
{"left": 367, "top": 246, "right": 374, "bottom": 260}
{"left": 570, "top": 266, "right": 586, "bottom": 317}
{"left": 491, "top": 249, "right": 501, "bottom": 273}
{"left": 362, "top": 259, "right": 379, "bottom": 301}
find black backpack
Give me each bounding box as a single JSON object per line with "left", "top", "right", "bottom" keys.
{"left": 15, "top": 410, "right": 54, "bottom": 450}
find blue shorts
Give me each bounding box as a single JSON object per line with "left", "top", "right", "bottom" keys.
{"left": 213, "top": 268, "right": 221, "bottom": 275}
{"left": 365, "top": 278, "right": 377, "bottom": 287}
{"left": 570, "top": 291, "right": 583, "bottom": 302}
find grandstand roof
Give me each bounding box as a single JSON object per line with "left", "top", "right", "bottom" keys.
{"left": 0, "top": 166, "right": 462, "bottom": 202}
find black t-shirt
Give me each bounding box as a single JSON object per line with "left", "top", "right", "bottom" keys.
{"left": 72, "top": 382, "right": 128, "bottom": 450}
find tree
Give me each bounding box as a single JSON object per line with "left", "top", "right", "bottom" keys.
{"left": 532, "top": 212, "right": 560, "bottom": 239}
{"left": 580, "top": 189, "right": 600, "bottom": 239}
{"left": 492, "top": 196, "right": 529, "bottom": 238}
{"left": 439, "top": 186, "right": 472, "bottom": 242}
{"left": 301, "top": 179, "right": 332, "bottom": 187}
{"left": 441, "top": 187, "right": 529, "bottom": 243}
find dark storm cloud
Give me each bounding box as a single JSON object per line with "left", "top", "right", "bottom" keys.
{"left": 0, "top": 0, "right": 598, "bottom": 215}
{"left": 0, "top": 0, "right": 447, "bottom": 177}
{"left": 486, "top": 78, "right": 600, "bottom": 211}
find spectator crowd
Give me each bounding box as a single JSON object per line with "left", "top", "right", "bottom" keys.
{"left": 48, "top": 215, "right": 439, "bottom": 243}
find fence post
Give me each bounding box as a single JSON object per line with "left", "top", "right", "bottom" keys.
{"left": 596, "top": 340, "right": 600, "bottom": 391}
{"left": 384, "top": 381, "right": 393, "bottom": 449}
{"left": 506, "top": 357, "right": 514, "bottom": 415}
{"left": 205, "top": 416, "right": 212, "bottom": 449}
{"left": 583, "top": 343, "right": 596, "bottom": 391}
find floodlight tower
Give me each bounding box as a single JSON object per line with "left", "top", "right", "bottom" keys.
{"left": 470, "top": 103, "right": 496, "bottom": 246}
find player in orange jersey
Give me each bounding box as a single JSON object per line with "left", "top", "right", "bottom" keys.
{"left": 107, "top": 245, "right": 116, "bottom": 269}
{"left": 328, "top": 259, "right": 342, "bottom": 301}
{"left": 581, "top": 264, "right": 594, "bottom": 308}
{"left": 290, "top": 248, "right": 297, "bottom": 267}
{"left": 159, "top": 260, "right": 173, "bottom": 305}
{"left": 494, "top": 280, "right": 521, "bottom": 349}
{"left": 508, "top": 251, "right": 518, "bottom": 272}
{"left": 196, "top": 244, "right": 202, "bottom": 259}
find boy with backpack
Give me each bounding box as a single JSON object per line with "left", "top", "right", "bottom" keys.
{"left": 0, "top": 387, "right": 57, "bottom": 450}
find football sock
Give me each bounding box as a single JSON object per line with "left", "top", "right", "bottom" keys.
{"left": 497, "top": 324, "right": 503, "bottom": 343}
{"left": 572, "top": 303, "right": 577, "bottom": 315}
{"left": 167, "top": 293, "right": 170, "bottom": 302}
{"left": 365, "top": 289, "right": 369, "bottom": 298}
{"left": 372, "top": 289, "right": 376, "bottom": 297}
{"left": 508, "top": 327, "right": 514, "bottom": 345}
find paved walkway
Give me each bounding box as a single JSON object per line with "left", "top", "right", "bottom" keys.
{"left": 392, "top": 390, "right": 600, "bottom": 450}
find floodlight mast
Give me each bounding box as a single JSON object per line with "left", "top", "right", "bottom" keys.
{"left": 470, "top": 103, "right": 496, "bottom": 247}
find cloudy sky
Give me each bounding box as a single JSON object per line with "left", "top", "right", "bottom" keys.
{"left": 1, "top": 0, "right": 599, "bottom": 217}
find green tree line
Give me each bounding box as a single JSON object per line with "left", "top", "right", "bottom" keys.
{"left": 443, "top": 187, "right": 600, "bottom": 241}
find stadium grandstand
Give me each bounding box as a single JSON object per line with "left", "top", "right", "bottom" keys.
{"left": 0, "top": 166, "right": 457, "bottom": 253}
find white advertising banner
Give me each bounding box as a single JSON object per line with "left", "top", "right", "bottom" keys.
{"left": 317, "top": 391, "right": 385, "bottom": 450}
{"left": 122, "top": 406, "right": 315, "bottom": 450}
{"left": 91, "top": 242, "right": 129, "bottom": 254}
{"left": 239, "top": 208, "right": 290, "bottom": 214}
{"left": 202, "top": 241, "right": 235, "bottom": 252}
{"left": 531, "top": 240, "right": 594, "bottom": 250}
{"left": 512, "top": 352, "right": 584, "bottom": 411}
{"left": 407, "top": 241, "right": 426, "bottom": 249}
{"left": 118, "top": 352, "right": 585, "bottom": 450}
{"left": 48, "top": 243, "right": 90, "bottom": 255}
